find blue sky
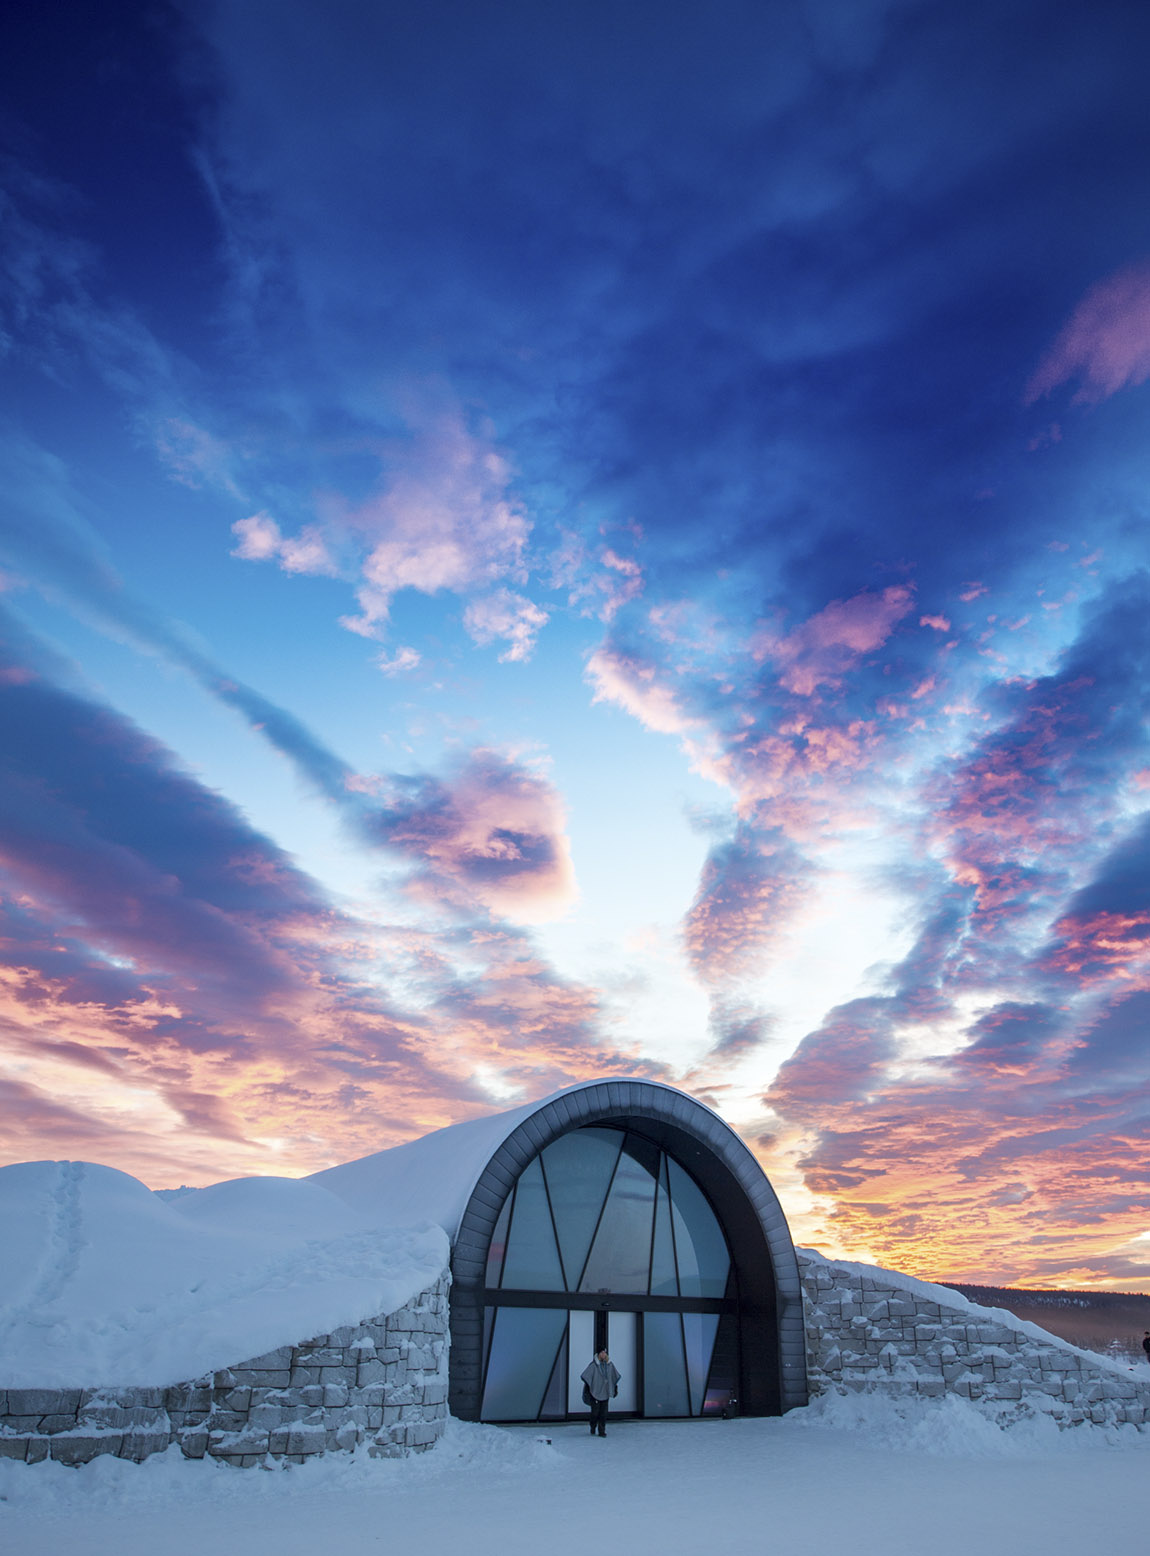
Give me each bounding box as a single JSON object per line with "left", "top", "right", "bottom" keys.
{"left": 4, "top": 0, "right": 1150, "bottom": 1286}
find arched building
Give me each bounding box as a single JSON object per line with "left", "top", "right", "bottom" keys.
{"left": 314, "top": 1078, "right": 808, "bottom": 1422}
{"left": 7, "top": 1077, "right": 1140, "bottom": 1470}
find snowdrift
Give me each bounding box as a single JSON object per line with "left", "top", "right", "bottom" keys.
{"left": 0, "top": 1082, "right": 672, "bottom": 1391}
{"left": 0, "top": 1159, "right": 448, "bottom": 1388}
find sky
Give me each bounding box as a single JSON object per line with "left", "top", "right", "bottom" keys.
{"left": 2, "top": 0, "right": 1150, "bottom": 1290}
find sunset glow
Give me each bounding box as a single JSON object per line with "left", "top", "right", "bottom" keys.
{"left": 3, "top": 1, "right": 1150, "bottom": 1291}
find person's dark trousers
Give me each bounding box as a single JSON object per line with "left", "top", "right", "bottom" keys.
{"left": 589, "top": 1398, "right": 609, "bottom": 1436}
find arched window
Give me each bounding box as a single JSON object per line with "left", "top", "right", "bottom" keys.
{"left": 479, "top": 1127, "right": 739, "bottom": 1421}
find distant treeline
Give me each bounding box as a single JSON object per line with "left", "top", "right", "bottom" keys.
{"left": 941, "top": 1284, "right": 1150, "bottom": 1360}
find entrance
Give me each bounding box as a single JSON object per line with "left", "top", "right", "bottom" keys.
{"left": 567, "top": 1311, "right": 637, "bottom": 1412}
{"left": 478, "top": 1125, "right": 740, "bottom": 1421}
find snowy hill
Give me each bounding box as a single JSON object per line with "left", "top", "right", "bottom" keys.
{"left": 0, "top": 1159, "right": 448, "bottom": 1388}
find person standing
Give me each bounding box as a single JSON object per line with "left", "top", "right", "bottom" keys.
{"left": 1142, "top": 1331, "right": 1150, "bottom": 1364}
{"left": 581, "top": 1347, "right": 621, "bottom": 1436}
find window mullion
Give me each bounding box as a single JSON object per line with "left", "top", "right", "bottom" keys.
{"left": 538, "top": 1152, "right": 569, "bottom": 1291}
{"left": 573, "top": 1130, "right": 625, "bottom": 1292}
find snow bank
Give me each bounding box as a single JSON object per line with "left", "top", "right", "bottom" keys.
{"left": 790, "top": 1382, "right": 1143, "bottom": 1456}
{"left": 0, "top": 1160, "right": 448, "bottom": 1389}
{"left": 1, "top": 1079, "right": 696, "bottom": 1392}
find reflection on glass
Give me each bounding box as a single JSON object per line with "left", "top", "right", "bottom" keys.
{"left": 702, "top": 1311, "right": 738, "bottom": 1416}
{"left": 539, "top": 1128, "right": 621, "bottom": 1287}
{"left": 491, "top": 1129, "right": 730, "bottom": 1300}
{"left": 481, "top": 1127, "right": 738, "bottom": 1421}
{"left": 579, "top": 1150, "right": 657, "bottom": 1293}
{"left": 649, "top": 1172, "right": 678, "bottom": 1296}
{"left": 667, "top": 1159, "right": 730, "bottom": 1298}
{"left": 500, "top": 1157, "right": 564, "bottom": 1290}
{"left": 481, "top": 1307, "right": 568, "bottom": 1420}
{"left": 682, "top": 1311, "right": 720, "bottom": 1414}
{"left": 539, "top": 1329, "right": 569, "bottom": 1419}
{"left": 643, "top": 1313, "right": 689, "bottom": 1416}
{"left": 485, "top": 1193, "right": 511, "bottom": 1287}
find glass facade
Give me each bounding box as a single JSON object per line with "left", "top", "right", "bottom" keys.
{"left": 480, "top": 1126, "right": 738, "bottom": 1421}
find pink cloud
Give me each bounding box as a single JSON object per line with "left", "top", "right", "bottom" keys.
{"left": 1026, "top": 261, "right": 1150, "bottom": 405}
{"left": 764, "top": 586, "right": 915, "bottom": 696}
{"left": 585, "top": 645, "right": 694, "bottom": 735}
{"left": 333, "top": 408, "right": 531, "bottom": 638}
{"left": 230, "top": 402, "right": 538, "bottom": 652}
{"left": 920, "top": 614, "right": 950, "bottom": 632}
{"left": 231, "top": 512, "right": 336, "bottom": 575}
{"left": 374, "top": 749, "right": 577, "bottom": 923}
{"left": 683, "top": 830, "right": 808, "bottom": 984}
{"left": 550, "top": 534, "right": 644, "bottom": 622}
{"left": 375, "top": 645, "right": 421, "bottom": 676}
{"left": 1041, "top": 910, "right": 1150, "bottom": 986}
{"left": 231, "top": 511, "right": 282, "bottom": 560}
{"left": 463, "top": 588, "right": 549, "bottom": 662}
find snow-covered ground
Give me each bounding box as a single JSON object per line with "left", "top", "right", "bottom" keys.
{"left": 2, "top": 1395, "right": 1147, "bottom": 1556}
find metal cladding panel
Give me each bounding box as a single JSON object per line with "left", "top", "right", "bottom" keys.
{"left": 480, "top": 1156, "right": 519, "bottom": 1193}
{"left": 518, "top": 1115, "right": 550, "bottom": 1151}
{"left": 452, "top": 1256, "right": 487, "bottom": 1286}
{"left": 552, "top": 1094, "right": 579, "bottom": 1129}
{"left": 468, "top": 1182, "right": 507, "bottom": 1215}
{"left": 567, "top": 1089, "right": 594, "bottom": 1121}
{"left": 495, "top": 1136, "right": 535, "bottom": 1173}
{"left": 669, "top": 1093, "right": 697, "bottom": 1129}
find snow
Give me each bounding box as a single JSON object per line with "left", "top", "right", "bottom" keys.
{"left": 308, "top": 1076, "right": 727, "bottom": 1235}
{"left": 0, "top": 1160, "right": 448, "bottom": 1388}
{"left": 2, "top": 1398, "right": 1147, "bottom": 1556}
{"left": 0, "top": 1080, "right": 710, "bottom": 1390}
{"left": 800, "top": 1247, "right": 1147, "bottom": 1379}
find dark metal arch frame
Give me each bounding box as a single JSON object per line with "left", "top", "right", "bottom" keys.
{"left": 449, "top": 1080, "right": 807, "bottom": 1420}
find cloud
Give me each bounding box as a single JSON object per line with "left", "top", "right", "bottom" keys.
{"left": 338, "top": 418, "right": 527, "bottom": 625}
{"left": 753, "top": 579, "right": 1150, "bottom": 1281}
{"left": 926, "top": 574, "right": 1150, "bottom": 952}
{"left": 586, "top": 644, "right": 695, "bottom": 735}
{"left": 1026, "top": 261, "right": 1150, "bottom": 405}
{"left": 376, "top": 645, "right": 421, "bottom": 676}
{"left": 328, "top": 405, "right": 533, "bottom": 636}
{"left": 367, "top": 748, "right": 576, "bottom": 922}
{"left": 552, "top": 533, "right": 645, "bottom": 622}
{"left": 463, "top": 588, "right": 549, "bottom": 662}
{"left": 156, "top": 418, "right": 244, "bottom": 498}
{"left": 683, "top": 824, "right": 809, "bottom": 984}
{"left": 226, "top": 398, "right": 549, "bottom": 655}
{"left": 0, "top": 609, "right": 326, "bottom": 1004}
{"left": 1041, "top": 812, "right": 1150, "bottom": 987}
{"left": 232, "top": 512, "right": 335, "bottom": 575}
{"left": 759, "top": 586, "right": 916, "bottom": 697}
{"left": 0, "top": 612, "right": 626, "bottom": 1181}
